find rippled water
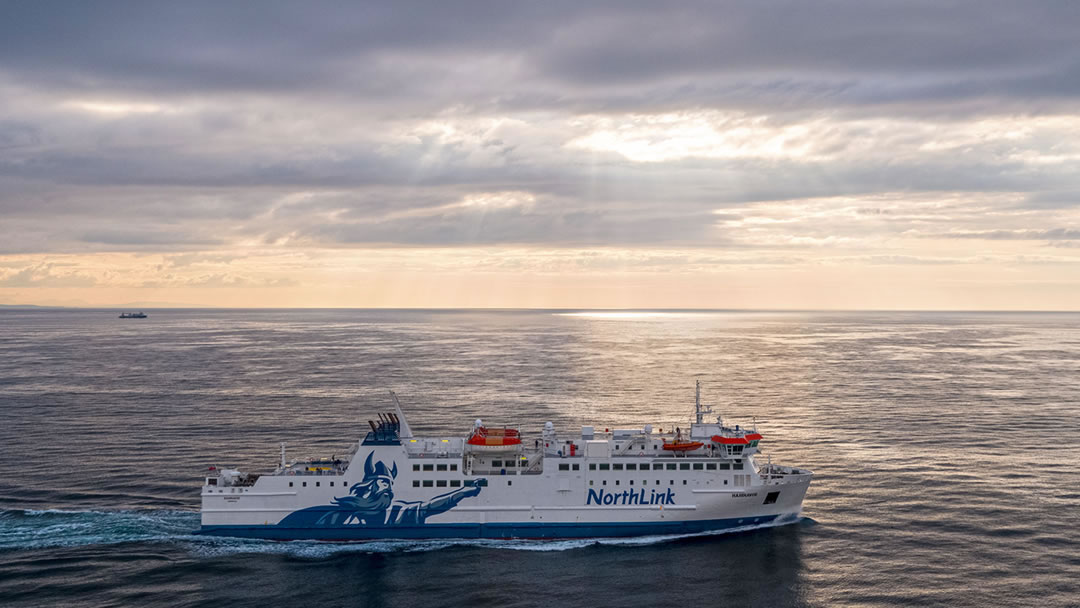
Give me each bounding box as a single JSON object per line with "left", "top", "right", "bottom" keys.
{"left": 1, "top": 309, "right": 1078, "bottom": 607}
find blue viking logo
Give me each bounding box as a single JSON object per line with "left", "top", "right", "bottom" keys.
{"left": 278, "top": 452, "right": 481, "bottom": 528}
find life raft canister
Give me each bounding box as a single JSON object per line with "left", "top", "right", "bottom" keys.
{"left": 467, "top": 426, "right": 523, "bottom": 446}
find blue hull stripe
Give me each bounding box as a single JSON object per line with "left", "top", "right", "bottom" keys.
{"left": 196, "top": 515, "right": 781, "bottom": 540}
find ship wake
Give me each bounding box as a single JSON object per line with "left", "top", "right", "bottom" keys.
{"left": 0, "top": 509, "right": 806, "bottom": 557}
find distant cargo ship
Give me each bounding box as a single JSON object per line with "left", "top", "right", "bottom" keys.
{"left": 198, "top": 382, "right": 812, "bottom": 540}
{"left": 118, "top": 312, "right": 147, "bottom": 318}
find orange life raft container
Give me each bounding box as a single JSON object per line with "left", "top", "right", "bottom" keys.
{"left": 467, "top": 427, "right": 523, "bottom": 448}
{"left": 661, "top": 441, "right": 704, "bottom": 452}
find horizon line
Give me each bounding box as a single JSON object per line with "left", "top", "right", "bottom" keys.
{"left": 2, "top": 304, "right": 1079, "bottom": 314}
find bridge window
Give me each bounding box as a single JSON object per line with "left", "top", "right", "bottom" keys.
{"left": 504, "top": 460, "right": 515, "bottom": 468}
{"left": 423, "top": 464, "right": 434, "bottom": 472}
{"left": 413, "top": 480, "right": 420, "bottom": 487}
{"left": 589, "top": 464, "right": 596, "bottom": 471}
{"left": 413, "top": 464, "right": 420, "bottom": 471}
{"left": 613, "top": 464, "right": 623, "bottom": 471}
{"left": 450, "top": 480, "right": 461, "bottom": 487}
{"left": 599, "top": 463, "right": 610, "bottom": 471}
{"left": 719, "top": 463, "right": 730, "bottom": 470}
{"left": 437, "top": 480, "right": 447, "bottom": 487}
{"left": 492, "top": 460, "right": 502, "bottom": 467}
{"left": 693, "top": 463, "right": 703, "bottom": 470}
{"left": 626, "top": 463, "right": 637, "bottom": 470}
{"left": 706, "top": 463, "right": 716, "bottom": 470}
{"left": 572, "top": 464, "right": 580, "bottom": 471}
{"left": 666, "top": 464, "right": 676, "bottom": 471}
{"left": 559, "top": 463, "right": 570, "bottom": 471}
{"left": 679, "top": 463, "right": 690, "bottom": 470}
{"left": 450, "top": 464, "right": 458, "bottom": 471}
{"left": 437, "top": 464, "right": 447, "bottom": 471}
{"left": 734, "top": 463, "right": 744, "bottom": 470}
{"left": 422, "top": 480, "right": 433, "bottom": 487}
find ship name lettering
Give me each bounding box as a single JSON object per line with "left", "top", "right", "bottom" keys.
{"left": 586, "top": 488, "right": 675, "bottom": 506}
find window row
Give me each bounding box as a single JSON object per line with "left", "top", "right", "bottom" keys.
{"left": 289, "top": 480, "right": 348, "bottom": 488}
{"left": 588, "top": 478, "right": 735, "bottom": 487}
{"left": 412, "top": 463, "right": 459, "bottom": 472}
{"left": 411, "top": 479, "right": 490, "bottom": 488}
{"left": 587, "top": 462, "right": 743, "bottom": 471}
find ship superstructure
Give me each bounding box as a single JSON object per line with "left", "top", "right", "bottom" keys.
{"left": 198, "top": 383, "right": 812, "bottom": 540}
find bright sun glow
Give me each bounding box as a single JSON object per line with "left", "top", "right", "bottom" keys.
{"left": 64, "top": 100, "right": 173, "bottom": 115}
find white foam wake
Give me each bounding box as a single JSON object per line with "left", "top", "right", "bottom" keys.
{"left": 0, "top": 508, "right": 805, "bottom": 558}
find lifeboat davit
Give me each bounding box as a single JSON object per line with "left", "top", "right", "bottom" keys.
{"left": 662, "top": 441, "right": 704, "bottom": 452}
{"left": 467, "top": 427, "right": 522, "bottom": 450}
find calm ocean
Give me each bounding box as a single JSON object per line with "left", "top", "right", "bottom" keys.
{"left": 0, "top": 309, "right": 1077, "bottom": 607}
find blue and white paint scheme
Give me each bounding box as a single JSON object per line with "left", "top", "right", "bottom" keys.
{"left": 198, "top": 383, "right": 812, "bottom": 540}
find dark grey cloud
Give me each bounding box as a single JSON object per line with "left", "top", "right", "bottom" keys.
{"left": 927, "top": 228, "right": 1080, "bottom": 240}
{"left": 1, "top": 1, "right": 1077, "bottom": 112}
{"left": 0, "top": 1, "right": 1079, "bottom": 254}
{"left": 80, "top": 229, "right": 225, "bottom": 246}
{"left": 306, "top": 206, "right": 726, "bottom": 248}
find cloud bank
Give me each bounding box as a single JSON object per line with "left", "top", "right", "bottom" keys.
{"left": 1, "top": 1, "right": 1078, "bottom": 307}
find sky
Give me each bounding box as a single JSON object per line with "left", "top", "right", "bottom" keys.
{"left": 1, "top": 1, "right": 1079, "bottom": 309}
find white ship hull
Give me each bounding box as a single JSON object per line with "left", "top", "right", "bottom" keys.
{"left": 199, "top": 385, "right": 812, "bottom": 540}
{"left": 199, "top": 445, "right": 811, "bottom": 540}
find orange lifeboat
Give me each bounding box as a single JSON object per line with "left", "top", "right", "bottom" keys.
{"left": 662, "top": 441, "right": 704, "bottom": 452}
{"left": 711, "top": 433, "right": 762, "bottom": 445}
{"left": 467, "top": 426, "right": 522, "bottom": 450}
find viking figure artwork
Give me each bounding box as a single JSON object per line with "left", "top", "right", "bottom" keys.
{"left": 277, "top": 452, "right": 482, "bottom": 527}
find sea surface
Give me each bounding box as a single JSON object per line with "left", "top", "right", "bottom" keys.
{"left": 0, "top": 309, "right": 1078, "bottom": 607}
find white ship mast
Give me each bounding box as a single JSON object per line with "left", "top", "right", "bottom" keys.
{"left": 694, "top": 380, "right": 714, "bottom": 424}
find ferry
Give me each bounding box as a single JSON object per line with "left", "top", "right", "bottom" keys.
{"left": 118, "top": 312, "right": 147, "bottom": 318}
{"left": 197, "top": 382, "right": 812, "bottom": 540}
